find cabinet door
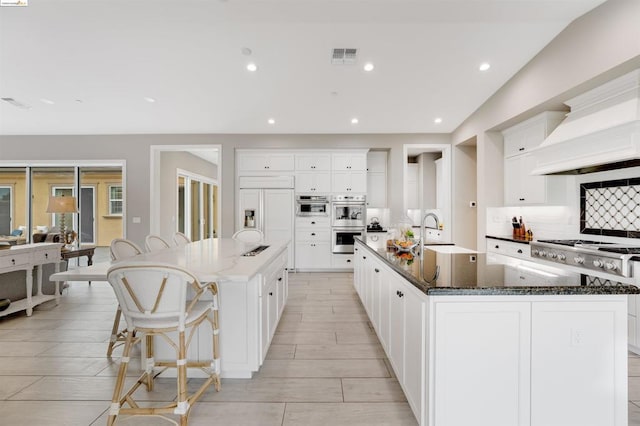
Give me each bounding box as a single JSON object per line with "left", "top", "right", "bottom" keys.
{"left": 367, "top": 151, "right": 387, "bottom": 173}
{"left": 333, "top": 153, "right": 367, "bottom": 171}
{"left": 238, "top": 153, "right": 269, "bottom": 172}
{"left": 504, "top": 154, "right": 546, "bottom": 205}
{"left": 295, "top": 173, "right": 315, "bottom": 193}
{"left": 267, "top": 280, "right": 278, "bottom": 340}
{"left": 370, "top": 260, "right": 383, "bottom": 332}
{"left": 349, "top": 171, "right": 367, "bottom": 193}
{"left": 267, "top": 153, "right": 295, "bottom": 171}
{"left": 260, "top": 285, "right": 270, "bottom": 363}
{"left": 264, "top": 190, "right": 294, "bottom": 268}
{"left": 403, "top": 288, "right": 425, "bottom": 420}
{"left": 367, "top": 172, "right": 386, "bottom": 207}
{"left": 296, "top": 153, "right": 331, "bottom": 171}
{"left": 378, "top": 268, "right": 390, "bottom": 352}
{"left": 388, "top": 277, "right": 405, "bottom": 378}
{"left": 295, "top": 242, "right": 331, "bottom": 269}
{"left": 332, "top": 171, "right": 351, "bottom": 193}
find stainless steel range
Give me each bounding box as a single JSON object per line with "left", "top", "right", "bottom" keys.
{"left": 530, "top": 239, "right": 640, "bottom": 278}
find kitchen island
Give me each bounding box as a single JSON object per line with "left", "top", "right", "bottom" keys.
{"left": 51, "top": 238, "right": 289, "bottom": 379}
{"left": 354, "top": 236, "right": 639, "bottom": 426}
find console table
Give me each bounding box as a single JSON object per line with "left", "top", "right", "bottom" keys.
{"left": 0, "top": 243, "right": 63, "bottom": 317}
{"left": 61, "top": 247, "right": 95, "bottom": 284}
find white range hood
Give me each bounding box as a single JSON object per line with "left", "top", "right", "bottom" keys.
{"left": 531, "top": 69, "right": 640, "bottom": 175}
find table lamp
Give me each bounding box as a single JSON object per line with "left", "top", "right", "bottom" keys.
{"left": 46, "top": 195, "right": 78, "bottom": 247}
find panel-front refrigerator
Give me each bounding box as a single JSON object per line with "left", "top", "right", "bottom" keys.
{"left": 238, "top": 176, "right": 294, "bottom": 268}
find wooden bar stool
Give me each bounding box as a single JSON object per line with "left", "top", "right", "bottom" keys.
{"left": 106, "top": 261, "right": 221, "bottom": 425}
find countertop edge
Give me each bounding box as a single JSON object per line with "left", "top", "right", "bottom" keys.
{"left": 354, "top": 238, "right": 640, "bottom": 296}
{"left": 485, "top": 235, "right": 531, "bottom": 245}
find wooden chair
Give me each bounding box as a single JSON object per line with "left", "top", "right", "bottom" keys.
{"left": 107, "top": 238, "right": 144, "bottom": 357}
{"left": 106, "top": 261, "right": 221, "bottom": 426}
{"left": 232, "top": 229, "right": 264, "bottom": 243}
{"left": 145, "top": 234, "right": 172, "bottom": 252}
{"left": 173, "top": 232, "right": 191, "bottom": 247}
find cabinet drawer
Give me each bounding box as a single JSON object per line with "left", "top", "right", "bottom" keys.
{"left": 0, "top": 253, "right": 30, "bottom": 269}
{"left": 331, "top": 254, "right": 354, "bottom": 269}
{"left": 486, "top": 239, "right": 530, "bottom": 259}
{"left": 295, "top": 217, "right": 330, "bottom": 228}
{"left": 296, "top": 229, "right": 330, "bottom": 242}
{"left": 33, "top": 248, "right": 60, "bottom": 264}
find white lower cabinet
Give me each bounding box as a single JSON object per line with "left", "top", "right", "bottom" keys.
{"left": 354, "top": 240, "right": 629, "bottom": 426}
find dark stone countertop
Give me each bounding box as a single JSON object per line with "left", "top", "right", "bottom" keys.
{"left": 485, "top": 235, "right": 532, "bottom": 245}
{"left": 355, "top": 236, "right": 640, "bottom": 296}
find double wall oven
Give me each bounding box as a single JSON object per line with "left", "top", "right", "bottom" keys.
{"left": 331, "top": 195, "right": 366, "bottom": 254}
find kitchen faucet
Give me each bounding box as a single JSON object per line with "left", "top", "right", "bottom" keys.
{"left": 419, "top": 212, "right": 441, "bottom": 282}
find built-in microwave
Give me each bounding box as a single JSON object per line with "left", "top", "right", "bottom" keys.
{"left": 296, "top": 195, "right": 329, "bottom": 217}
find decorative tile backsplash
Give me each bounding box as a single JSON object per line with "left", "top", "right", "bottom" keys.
{"left": 580, "top": 178, "right": 640, "bottom": 238}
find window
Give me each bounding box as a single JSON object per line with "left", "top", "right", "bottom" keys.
{"left": 109, "top": 185, "right": 123, "bottom": 215}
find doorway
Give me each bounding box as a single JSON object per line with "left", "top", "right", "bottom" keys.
{"left": 150, "top": 145, "right": 222, "bottom": 239}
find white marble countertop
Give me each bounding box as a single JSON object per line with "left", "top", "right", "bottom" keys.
{"left": 51, "top": 238, "right": 289, "bottom": 283}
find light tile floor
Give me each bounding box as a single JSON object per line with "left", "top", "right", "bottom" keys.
{"left": 0, "top": 271, "right": 639, "bottom": 425}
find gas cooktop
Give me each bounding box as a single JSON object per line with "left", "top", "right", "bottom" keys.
{"left": 531, "top": 239, "right": 640, "bottom": 278}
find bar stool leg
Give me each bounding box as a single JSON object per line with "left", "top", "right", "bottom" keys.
{"left": 176, "top": 329, "right": 189, "bottom": 426}
{"left": 144, "top": 334, "right": 155, "bottom": 391}
{"left": 107, "top": 307, "right": 122, "bottom": 357}
{"left": 107, "top": 328, "right": 135, "bottom": 426}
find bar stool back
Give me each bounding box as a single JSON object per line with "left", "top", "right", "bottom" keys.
{"left": 106, "top": 261, "right": 221, "bottom": 425}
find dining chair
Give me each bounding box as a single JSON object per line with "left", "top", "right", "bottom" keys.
{"left": 232, "top": 229, "right": 264, "bottom": 243}
{"left": 145, "top": 234, "right": 172, "bottom": 252}
{"left": 106, "top": 261, "right": 221, "bottom": 426}
{"left": 173, "top": 231, "right": 191, "bottom": 247}
{"left": 107, "top": 238, "right": 144, "bottom": 357}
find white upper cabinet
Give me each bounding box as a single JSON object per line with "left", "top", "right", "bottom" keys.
{"left": 502, "top": 112, "right": 568, "bottom": 206}
{"left": 502, "top": 111, "right": 565, "bottom": 158}
{"left": 295, "top": 172, "right": 331, "bottom": 193}
{"left": 237, "top": 151, "right": 295, "bottom": 173}
{"left": 332, "top": 171, "right": 367, "bottom": 193}
{"left": 295, "top": 153, "right": 331, "bottom": 171}
{"left": 367, "top": 151, "right": 387, "bottom": 208}
{"left": 332, "top": 152, "right": 368, "bottom": 171}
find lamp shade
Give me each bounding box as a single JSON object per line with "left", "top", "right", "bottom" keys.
{"left": 46, "top": 196, "right": 78, "bottom": 213}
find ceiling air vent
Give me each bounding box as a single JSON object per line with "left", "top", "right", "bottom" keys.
{"left": 332, "top": 48, "right": 358, "bottom": 65}
{"left": 1, "top": 97, "right": 31, "bottom": 110}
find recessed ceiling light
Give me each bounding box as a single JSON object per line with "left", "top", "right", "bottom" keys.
{"left": 241, "top": 47, "right": 252, "bottom": 56}
{"left": 268, "top": 118, "right": 275, "bottom": 125}
{"left": 144, "top": 97, "right": 156, "bottom": 103}
{"left": 363, "top": 63, "right": 374, "bottom": 72}
{"left": 351, "top": 118, "right": 359, "bottom": 124}
{"left": 479, "top": 62, "right": 491, "bottom": 71}
{"left": 75, "top": 99, "right": 83, "bottom": 103}
{"left": 40, "top": 98, "right": 55, "bottom": 105}
{"left": 434, "top": 117, "right": 442, "bottom": 124}
{"left": 246, "top": 63, "right": 258, "bottom": 72}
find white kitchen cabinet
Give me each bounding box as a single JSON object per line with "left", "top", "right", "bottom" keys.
{"left": 259, "top": 250, "right": 288, "bottom": 364}
{"left": 295, "top": 153, "right": 331, "bottom": 171}
{"left": 485, "top": 237, "right": 530, "bottom": 260}
{"left": 237, "top": 151, "right": 295, "bottom": 173}
{"left": 295, "top": 216, "right": 332, "bottom": 270}
{"left": 504, "top": 153, "right": 547, "bottom": 204}
{"left": 295, "top": 171, "right": 331, "bottom": 193}
{"left": 530, "top": 301, "right": 627, "bottom": 426}
{"left": 433, "top": 301, "right": 532, "bottom": 426}
{"left": 332, "top": 152, "right": 367, "bottom": 171}
{"left": 332, "top": 170, "right": 366, "bottom": 193}
{"left": 502, "top": 111, "right": 565, "bottom": 158}
{"left": 406, "top": 163, "right": 419, "bottom": 209}
{"left": 367, "top": 151, "right": 387, "bottom": 207}
{"left": 502, "top": 112, "right": 568, "bottom": 206}
{"left": 331, "top": 254, "right": 354, "bottom": 269}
